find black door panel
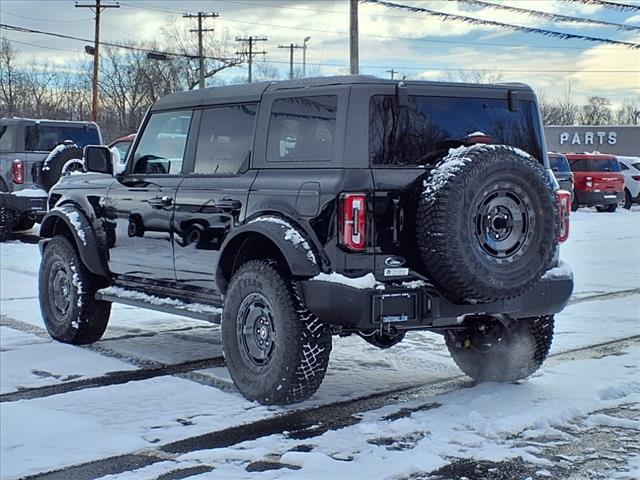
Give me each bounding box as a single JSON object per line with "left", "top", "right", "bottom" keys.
{"left": 174, "top": 175, "right": 256, "bottom": 289}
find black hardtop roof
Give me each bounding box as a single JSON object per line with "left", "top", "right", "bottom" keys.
{"left": 0, "top": 117, "right": 99, "bottom": 127}
{"left": 151, "top": 75, "right": 535, "bottom": 111}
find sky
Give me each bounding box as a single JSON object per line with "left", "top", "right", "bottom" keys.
{"left": 1, "top": 0, "right": 639, "bottom": 107}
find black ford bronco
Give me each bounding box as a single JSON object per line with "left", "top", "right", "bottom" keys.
{"left": 38, "top": 76, "right": 573, "bottom": 405}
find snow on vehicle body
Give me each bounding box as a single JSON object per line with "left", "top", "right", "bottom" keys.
{"left": 38, "top": 76, "right": 573, "bottom": 405}
{"left": 0, "top": 118, "right": 101, "bottom": 240}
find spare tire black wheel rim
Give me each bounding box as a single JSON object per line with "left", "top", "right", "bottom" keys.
{"left": 473, "top": 182, "right": 535, "bottom": 264}
{"left": 237, "top": 293, "right": 276, "bottom": 368}
{"left": 50, "top": 260, "right": 72, "bottom": 321}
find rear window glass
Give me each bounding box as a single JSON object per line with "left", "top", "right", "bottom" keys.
{"left": 25, "top": 125, "right": 100, "bottom": 151}
{"left": 369, "top": 95, "right": 543, "bottom": 167}
{"left": 549, "top": 154, "right": 571, "bottom": 172}
{"left": 267, "top": 95, "right": 337, "bottom": 162}
{"left": 569, "top": 158, "right": 621, "bottom": 172}
{"left": 0, "top": 125, "right": 15, "bottom": 152}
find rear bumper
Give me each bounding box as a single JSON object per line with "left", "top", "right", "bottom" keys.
{"left": 299, "top": 261, "right": 574, "bottom": 330}
{"left": 575, "top": 190, "right": 623, "bottom": 206}
{"left": 0, "top": 191, "right": 47, "bottom": 218}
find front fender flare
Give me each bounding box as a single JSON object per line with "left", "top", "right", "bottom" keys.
{"left": 39, "top": 205, "right": 109, "bottom": 278}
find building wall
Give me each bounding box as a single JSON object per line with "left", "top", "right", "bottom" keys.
{"left": 544, "top": 126, "right": 639, "bottom": 156}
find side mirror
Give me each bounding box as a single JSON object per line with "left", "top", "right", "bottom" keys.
{"left": 84, "top": 145, "right": 113, "bottom": 175}
{"left": 110, "top": 146, "right": 127, "bottom": 175}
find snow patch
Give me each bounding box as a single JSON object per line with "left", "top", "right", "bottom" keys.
{"left": 52, "top": 208, "right": 87, "bottom": 246}
{"left": 310, "top": 272, "right": 385, "bottom": 290}
{"left": 41, "top": 143, "right": 79, "bottom": 172}
{"left": 13, "top": 188, "right": 47, "bottom": 198}
{"left": 250, "top": 216, "right": 317, "bottom": 264}
{"left": 99, "top": 286, "right": 222, "bottom": 316}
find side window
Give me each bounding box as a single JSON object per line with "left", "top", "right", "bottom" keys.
{"left": 620, "top": 163, "right": 629, "bottom": 171}
{"left": 267, "top": 95, "right": 337, "bottom": 162}
{"left": 132, "top": 110, "right": 192, "bottom": 175}
{"left": 0, "top": 125, "right": 15, "bottom": 152}
{"left": 194, "top": 104, "right": 257, "bottom": 175}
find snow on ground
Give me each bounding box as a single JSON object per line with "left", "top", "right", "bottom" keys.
{"left": 0, "top": 209, "right": 639, "bottom": 479}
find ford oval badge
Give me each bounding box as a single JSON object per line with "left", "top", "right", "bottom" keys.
{"left": 384, "top": 256, "right": 405, "bottom": 267}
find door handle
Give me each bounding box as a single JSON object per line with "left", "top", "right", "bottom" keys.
{"left": 215, "top": 198, "right": 242, "bottom": 210}
{"left": 148, "top": 196, "right": 173, "bottom": 209}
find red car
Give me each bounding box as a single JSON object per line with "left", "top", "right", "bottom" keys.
{"left": 108, "top": 133, "right": 136, "bottom": 162}
{"left": 566, "top": 153, "right": 624, "bottom": 212}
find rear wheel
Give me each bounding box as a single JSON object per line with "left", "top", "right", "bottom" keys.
{"left": 571, "top": 197, "right": 579, "bottom": 212}
{"left": 0, "top": 196, "right": 17, "bottom": 242}
{"left": 624, "top": 189, "right": 633, "bottom": 210}
{"left": 445, "top": 315, "right": 554, "bottom": 382}
{"left": 39, "top": 236, "right": 111, "bottom": 344}
{"left": 222, "top": 260, "right": 332, "bottom": 405}
{"left": 596, "top": 204, "right": 617, "bottom": 213}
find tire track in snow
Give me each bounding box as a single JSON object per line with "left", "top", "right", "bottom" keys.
{"left": 568, "top": 288, "right": 640, "bottom": 305}
{"left": 15, "top": 334, "right": 640, "bottom": 480}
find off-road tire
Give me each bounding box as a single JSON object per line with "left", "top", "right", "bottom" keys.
{"left": 39, "top": 236, "right": 111, "bottom": 344}
{"left": 596, "top": 204, "right": 617, "bottom": 213}
{"left": 417, "top": 145, "right": 558, "bottom": 304}
{"left": 445, "top": 315, "right": 554, "bottom": 382}
{"left": 222, "top": 260, "right": 332, "bottom": 405}
{"left": 624, "top": 189, "right": 633, "bottom": 210}
{"left": 40, "top": 145, "right": 84, "bottom": 191}
{"left": 0, "top": 196, "right": 17, "bottom": 242}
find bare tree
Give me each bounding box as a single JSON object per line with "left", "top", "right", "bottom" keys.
{"left": 579, "top": 96, "right": 613, "bottom": 125}
{"left": 615, "top": 98, "right": 640, "bottom": 125}
{"left": 0, "top": 37, "right": 22, "bottom": 117}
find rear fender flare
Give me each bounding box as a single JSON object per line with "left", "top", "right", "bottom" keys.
{"left": 216, "top": 216, "right": 321, "bottom": 292}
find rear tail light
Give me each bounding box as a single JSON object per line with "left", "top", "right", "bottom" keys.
{"left": 585, "top": 176, "right": 593, "bottom": 188}
{"left": 339, "top": 193, "right": 366, "bottom": 251}
{"left": 11, "top": 159, "right": 24, "bottom": 184}
{"left": 556, "top": 190, "right": 571, "bottom": 244}
{"left": 632, "top": 175, "right": 640, "bottom": 181}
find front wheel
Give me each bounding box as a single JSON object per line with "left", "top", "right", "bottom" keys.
{"left": 445, "top": 315, "right": 554, "bottom": 383}
{"left": 39, "top": 236, "right": 111, "bottom": 344}
{"left": 222, "top": 260, "right": 332, "bottom": 405}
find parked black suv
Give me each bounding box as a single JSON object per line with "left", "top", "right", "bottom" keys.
{"left": 38, "top": 76, "right": 573, "bottom": 405}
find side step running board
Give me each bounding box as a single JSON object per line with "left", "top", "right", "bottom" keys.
{"left": 96, "top": 287, "right": 222, "bottom": 323}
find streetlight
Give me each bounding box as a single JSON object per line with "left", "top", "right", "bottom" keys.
{"left": 302, "top": 36, "right": 311, "bottom": 77}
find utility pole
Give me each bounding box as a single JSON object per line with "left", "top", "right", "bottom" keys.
{"left": 183, "top": 12, "right": 218, "bottom": 89}
{"left": 386, "top": 68, "right": 398, "bottom": 79}
{"left": 235, "top": 36, "right": 267, "bottom": 83}
{"left": 278, "top": 43, "right": 304, "bottom": 79}
{"left": 350, "top": 0, "right": 359, "bottom": 75}
{"left": 75, "top": 0, "right": 119, "bottom": 123}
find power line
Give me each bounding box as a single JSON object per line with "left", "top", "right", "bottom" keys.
{"left": 447, "top": 0, "right": 640, "bottom": 31}
{"left": 3, "top": 25, "right": 637, "bottom": 75}
{"left": 0, "top": 23, "right": 228, "bottom": 61}
{"left": 562, "top": 0, "right": 640, "bottom": 11}
{"left": 364, "top": 0, "right": 640, "bottom": 49}
{"left": 0, "top": 10, "right": 93, "bottom": 23}
{"left": 114, "top": 0, "right": 629, "bottom": 52}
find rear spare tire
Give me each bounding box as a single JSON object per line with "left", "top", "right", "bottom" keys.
{"left": 40, "top": 144, "right": 84, "bottom": 191}
{"left": 417, "top": 144, "right": 557, "bottom": 303}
